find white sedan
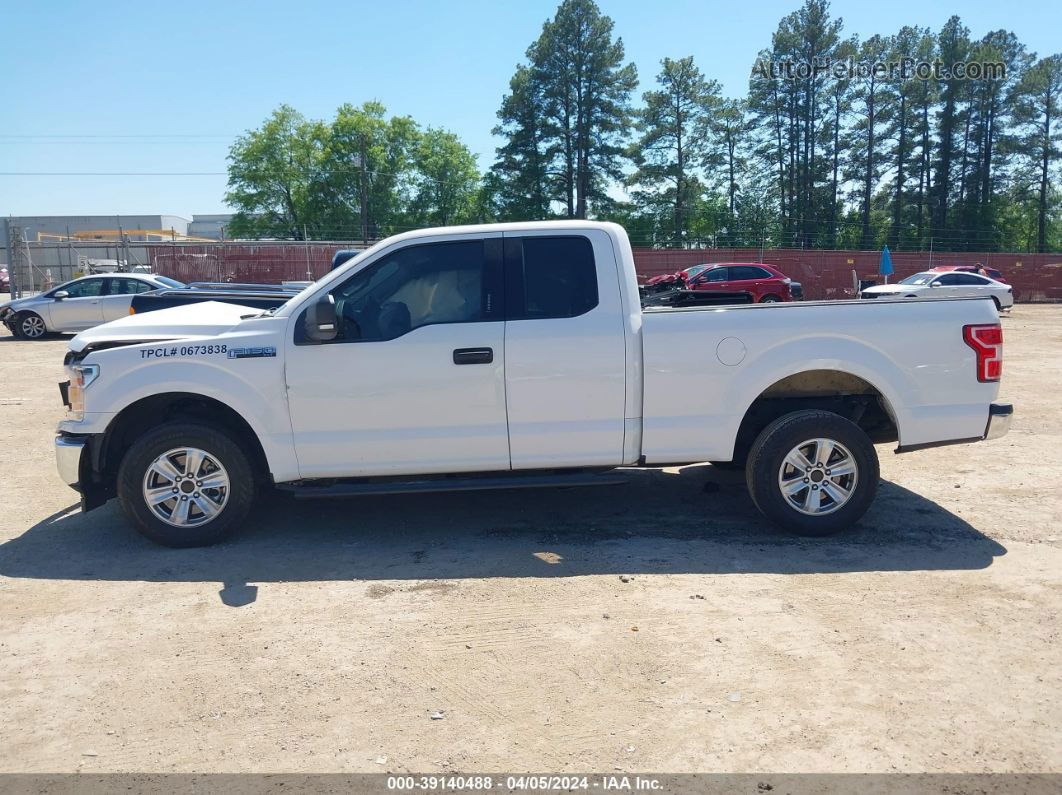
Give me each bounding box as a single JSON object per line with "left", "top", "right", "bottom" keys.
{"left": 861, "top": 271, "right": 1013, "bottom": 311}
{"left": 0, "top": 273, "right": 185, "bottom": 339}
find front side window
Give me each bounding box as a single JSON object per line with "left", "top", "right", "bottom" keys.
{"left": 703, "top": 267, "right": 730, "bottom": 283}
{"left": 62, "top": 279, "right": 105, "bottom": 297}
{"left": 329, "top": 240, "right": 487, "bottom": 342}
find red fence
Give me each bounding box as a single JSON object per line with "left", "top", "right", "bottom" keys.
{"left": 632, "top": 248, "right": 1062, "bottom": 302}
{"left": 147, "top": 243, "right": 345, "bottom": 285}
{"left": 145, "top": 242, "right": 1062, "bottom": 302}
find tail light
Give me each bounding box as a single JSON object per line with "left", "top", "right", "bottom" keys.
{"left": 963, "top": 324, "right": 1003, "bottom": 382}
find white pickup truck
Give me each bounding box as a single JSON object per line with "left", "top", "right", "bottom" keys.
{"left": 54, "top": 221, "right": 1012, "bottom": 547}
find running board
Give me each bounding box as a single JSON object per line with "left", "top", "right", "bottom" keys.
{"left": 278, "top": 471, "right": 629, "bottom": 500}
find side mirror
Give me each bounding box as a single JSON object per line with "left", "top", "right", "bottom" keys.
{"left": 54, "top": 290, "right": 69, "bottom": 300}
{"left": 929, "top": 281, "right": 941, "bottom": 288}
{"left": 304, "top": 294, "right": 338, "bottom": 342}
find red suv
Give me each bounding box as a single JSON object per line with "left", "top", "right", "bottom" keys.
{"left": 687, "top": 263, "right": 796, "bottom": 302}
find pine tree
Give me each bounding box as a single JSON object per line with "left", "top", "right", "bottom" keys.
{"left": 627, "top": 56, "right": 720, "bottom": 244}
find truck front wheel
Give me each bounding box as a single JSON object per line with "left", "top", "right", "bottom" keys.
{"left": 745, "top": 410, "right": 878, "bottom": 536}
{"left": 117, "top": 422, "right": 256, "bottom": 547}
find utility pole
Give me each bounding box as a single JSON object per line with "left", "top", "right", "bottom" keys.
{"left": 5, "top": 220, "right": 34, "bottom": 297}
{"left": 357, "top": 141, "right": 369, "bottom": 246}
{"left": 303, "top": 224, "right": 312, "bottom": 281}
{"left": 3, "top": 217, "right": 16, "bottom": 298}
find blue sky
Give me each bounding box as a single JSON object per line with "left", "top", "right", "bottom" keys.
{"left": 2, "top": 0, "right": 1059, "bottom": 218}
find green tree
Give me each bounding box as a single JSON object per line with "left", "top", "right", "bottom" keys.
{"left": 497, "top": 0, "right": 637, "bottom": 219}
{"left": 326, "top": 101, "right": 420, "bottom": 242}
{"left": 225, "top": 105, "right": 330, "bottom": 239}
{"left": 628, "top": 56, "right": 720, "bottom": 244}
{"left": 1013, "top": 53, "right": 1062, "bottom": 251}
{"left": 405, "top": 128, "right": 481, "bottom": 227}
{"left": 490, "top": 65, "right": 555, "bottom": 220}
{"left": 844, "top": 33, "right": 895, "bottom": 248}
{"left": 931, "top": 16, "right": 970, "bottom": 235}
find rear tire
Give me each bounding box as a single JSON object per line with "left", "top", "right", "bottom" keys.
{"left": 759, "top": 295, "right": 782, "bottom": 303}
{"left": 745, "top": 410, "right": 878, "bottom": 536}
{"left": 117, "top": 422, "right": 256, "bottom": 547}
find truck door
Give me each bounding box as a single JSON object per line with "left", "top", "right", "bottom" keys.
{"left": 285, "top": 234, "right": 511, "bottom": 478}
{"left": 502, "top": 231, "right": 627, "bottom": 469}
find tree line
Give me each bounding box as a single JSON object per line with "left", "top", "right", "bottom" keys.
{"left": 226, "top": 0, "right": 1062, "bottom": 252}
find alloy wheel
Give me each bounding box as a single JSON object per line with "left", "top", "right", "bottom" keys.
{"left": 777, "top": 437, "right": 859, "bottom": 516}
{"left": 142, "top": 447, "right": 230, "bottom": 528}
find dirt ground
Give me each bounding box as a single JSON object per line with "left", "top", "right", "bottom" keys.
{"left": 0, "top": 304, "right": 1058, "bottom": 775}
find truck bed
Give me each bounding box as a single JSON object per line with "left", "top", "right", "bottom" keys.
{"left": 638, "top": 296, "right": 1002, "bottom": 463}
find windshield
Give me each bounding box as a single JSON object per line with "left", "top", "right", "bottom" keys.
{"left": 155, "top": 276, "right": 185, "bottom": 288}
{"left": 899, "top": 272, "right": 935, "bottom": 285}
{"left": 683, "top": 265, "right": 709, "bottom": 278}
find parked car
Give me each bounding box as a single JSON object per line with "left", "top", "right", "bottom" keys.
{"left": 861, "top": 271, "right": 1013, "bottom": 311}
{"left": 686, "top": 263, "right": 798, "bottom": 302}
{"left": 930, "top": 264, "right": 1008, "bottom": 284}
{"left": 54, "top": 221, "right": 1010, "bottom": 548}
{"left": 643, "top": 264, "right": 710, "bottom": 292}
{"left": 129, "top": 286, "right": 299, "bottom": 316}
{"left": 0, "top": 266, "right": 9, "bottom": 294}
{"left": 0, "top": 273, "right": 184, "bottom": 339}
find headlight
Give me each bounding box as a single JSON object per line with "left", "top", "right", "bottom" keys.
{"left": 66, "top": 364, "right": 100, "bottom": 419}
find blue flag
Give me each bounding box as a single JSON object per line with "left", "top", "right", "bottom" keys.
{"left": 879, "top": 245, "right": 894, "bottom": 277}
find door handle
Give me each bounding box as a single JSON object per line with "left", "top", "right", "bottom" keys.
{"left": 453, "top": 347, "right": 493, "bottom": 365}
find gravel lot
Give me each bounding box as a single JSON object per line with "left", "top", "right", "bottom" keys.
{"left": 0, "top": 304, "right": 1059, "bottom": 774}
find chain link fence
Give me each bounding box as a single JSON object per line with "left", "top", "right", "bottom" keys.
{"left": 4, "top": 236, "right": 1061, "bottom": 303}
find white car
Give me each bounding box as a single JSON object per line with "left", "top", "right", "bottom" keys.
{"left": 0, "top": 273, "right": 185, "bottom": 339}
{"left": 862, "top": 271, "right": 1014, "bottom": 311}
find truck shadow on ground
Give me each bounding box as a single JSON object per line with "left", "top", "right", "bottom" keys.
{"left": 0, "top": 464, "right": 1006, "bottom": 604}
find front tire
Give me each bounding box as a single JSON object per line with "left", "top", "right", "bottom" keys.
{"left": 117, "top": 422, "right": 256, "bottom": 547}
{"left": 745, "top": 410, "right": 878, "bottom": 536}
{"left": 16, "top": 312, "right": 47, "bottom": 339}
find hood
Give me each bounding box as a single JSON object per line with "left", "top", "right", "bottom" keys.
{"left": 69, "top": 300, "right": 259, "bottom": 353}
{"left": 0, "top": 295, "right": 43, "bottom": 313}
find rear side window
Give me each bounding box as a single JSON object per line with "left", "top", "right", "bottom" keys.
{"left": 953, "top": 274, "right": 989, "bottom": 285}
{"left": 933, "top": 274, "right": 962, "bottom": 285}
{"left": 109, "top": 278, "right": 155, "bottom": 294}
{"left": 730, "top": 266, "right": 770, "bottom": 280}
{"left": 505, "top": 236, "right": 597, "bottom": 320}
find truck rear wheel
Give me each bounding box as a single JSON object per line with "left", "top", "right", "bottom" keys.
{"left": 745, "top": 410, "right": 878, "bottom": 536}
{"left": 117, "top": 422, "right": 256, "bottom": 547}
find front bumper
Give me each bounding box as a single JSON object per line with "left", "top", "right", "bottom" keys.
{"left": 984, "top": 402, "right": 1013, "bottom": 441}
{"left": 55, "top": 433, "right": 87, "bottom": 488}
